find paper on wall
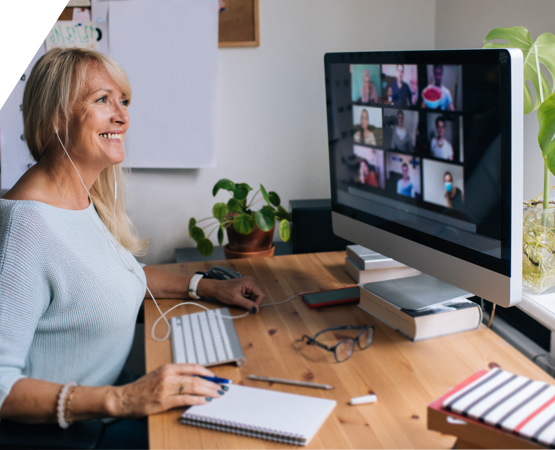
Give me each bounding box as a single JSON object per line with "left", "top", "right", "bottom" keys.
{"left": 0, "top": 46, "right": 45, "bottom": 190}
{"left": 108, "top": 0, "right": 218, "bottom": 168}
{"left": 45, "top": 22, "right": 98, "bottom": 51}
{"left": 72, "top": 8, "right": 92, "bottom": 22}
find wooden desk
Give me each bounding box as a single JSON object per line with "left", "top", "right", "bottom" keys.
{"left": 145, "top": 252, "right": 555, "bottom": 449}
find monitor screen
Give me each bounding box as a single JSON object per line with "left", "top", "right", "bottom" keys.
{"left": 325, "top": 50, "right": 518, "bottom": 281}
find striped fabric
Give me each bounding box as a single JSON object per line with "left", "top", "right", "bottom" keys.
{"left": 442, "top": 368, "right": 555, "bottom": 447}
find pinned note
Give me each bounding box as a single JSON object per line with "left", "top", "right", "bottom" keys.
{"left": 45, "top": 21, "right": 98, "bottom": 51}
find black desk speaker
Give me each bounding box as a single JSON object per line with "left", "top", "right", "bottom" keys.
{"left": 289, "top": 199, "right": 352, "bottom": 254}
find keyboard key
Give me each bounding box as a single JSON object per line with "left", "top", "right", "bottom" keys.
{"left": 182, "top": 315, "right": 197, "bottom": 364}
{"left": 199, "top": 312, "right": 217, "bottom": 364}
{"left": 190, "top": 314, "right": 207, "bottom": 365}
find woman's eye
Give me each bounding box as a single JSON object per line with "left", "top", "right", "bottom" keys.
{"left": 97, "top": 96, "right": 107, "bottom": 103}
{"left": 121, "top": 99, "right": 129, "bottom": 106}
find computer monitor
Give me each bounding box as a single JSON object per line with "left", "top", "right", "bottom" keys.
{"left": 324, "top": 49, "right": 523, "bottom": 307}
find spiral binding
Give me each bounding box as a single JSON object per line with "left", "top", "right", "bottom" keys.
{"left": 181, "top": 415, "right": 306, "bottom": 445}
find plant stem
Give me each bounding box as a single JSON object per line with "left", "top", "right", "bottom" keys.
{"left": 534, "top": 44, "right": 548, "bottom": 209}
{"left": 246, "top": 190, "right": 260, "bottom": 208}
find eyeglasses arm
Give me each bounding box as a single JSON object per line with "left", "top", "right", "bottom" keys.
{"left": 301, "top": 335, "right": 334, "bottom": 351}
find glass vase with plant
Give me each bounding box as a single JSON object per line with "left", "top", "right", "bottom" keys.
{"left": 484, "top": 26, "right": 555, "bottom": 293}
{"left": 188, "top": 179, "right": 292, "bottom": 257}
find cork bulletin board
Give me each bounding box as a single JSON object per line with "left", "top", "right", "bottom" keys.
{"left": 218, "top": 0, "right": 259, "bottom": 47}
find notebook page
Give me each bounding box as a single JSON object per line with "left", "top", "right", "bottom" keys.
{"left": 182, "top": 384, "right": 336, "bottom": 442}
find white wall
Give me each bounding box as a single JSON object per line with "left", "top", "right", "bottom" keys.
{"left": 128, "top": 0, "right": 436, "bottom": 265}
{"left": 434, "top": 0, "right": 555, "bottom": 203}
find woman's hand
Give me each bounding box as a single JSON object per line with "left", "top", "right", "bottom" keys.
{"left": 107, "top": 364, "right": 225, "bottom": 418}
{"left": 198, "top": 277, "right": 266, "bottom": 313}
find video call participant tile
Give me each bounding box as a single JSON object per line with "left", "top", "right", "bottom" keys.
{"left": 353, "top": 145, "right": 386, "bottom": 189}
{"left": 383, "top": 108, "right": 419, "bottom": 153}
{"left": 352, "top": 105, "right": 383, "bottom": 147}
{"left": 386, "top": 152, "right": 421, "bottom": 199}
{"left": 381, "top": 64, "right": 418, "bottom": 107}
{"left": 421, "top": 64, "right": 463, "bottom": 112}
{"left": 351, "top": 64, "right": 382, "bottom": 105}
{"left": 425, "top": 113, "right": 462, "bottom": 162}
{"left": 422, "top": 159, "right": 464, "bottom": 209}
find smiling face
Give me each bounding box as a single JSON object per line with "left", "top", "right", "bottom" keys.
{"left": 402, "top": 163, "right": 409, "bottom": 180}
{"left": 363, "top": 70, "right": 371, "bottom": 91}
{"left": 397, "top": 111, "right": 404, "bottom": 128}
{"left": 361, "top": 109, "right": 369, "bottom": 130}
{"left": 436, "top": 119, "right": 445, "bottom": 138}
{"left": 67, "top": 63, "right": 130, "bottom": 170}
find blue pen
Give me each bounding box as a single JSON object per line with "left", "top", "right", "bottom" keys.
{"left": 197, "top": 375, "right": 232, "bottom": 384}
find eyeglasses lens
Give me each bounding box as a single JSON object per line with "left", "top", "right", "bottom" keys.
{"left": 358, "top": 328, "right": 374, "bottom": 349}
{"left": 335, "top": 340, "right": 354, "bottom": 362}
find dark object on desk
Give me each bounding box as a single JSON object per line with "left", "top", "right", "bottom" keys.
{"left": 302, "top": 286, "right": 360, "bottom": 308}
{"left": 204, "top": 266, "right": 242, "bottom": 280}
{"left": 0, "top": 419, "right": 105, "bottom": 449}
{"left": 289, "top": 199, "right": 352, "bottom": 254}
{"left": 175, "top": 242, "right": 291, "bottom": 263}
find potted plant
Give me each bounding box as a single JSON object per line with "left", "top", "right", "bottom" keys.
{"left": 188, "top": 179, "right": 292, "bottom": 258}
{"left": 483, "top": 26, "right": 555, "bottom": 293}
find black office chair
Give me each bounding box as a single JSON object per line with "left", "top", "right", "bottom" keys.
{"left": 0, "top": 419, "right": 105, "bottom": 449}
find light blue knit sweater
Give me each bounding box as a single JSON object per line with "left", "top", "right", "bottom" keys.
{"left": 0, "top": 199, "right": 146, "bottom": 409}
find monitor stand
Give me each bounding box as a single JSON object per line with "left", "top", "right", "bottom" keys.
{"left": 361, "top": 273, "right": 472, "bottom": 310}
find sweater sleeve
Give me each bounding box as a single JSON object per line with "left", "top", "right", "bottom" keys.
{"left": 0, "top": 205, "right": 51, "bottom": 409}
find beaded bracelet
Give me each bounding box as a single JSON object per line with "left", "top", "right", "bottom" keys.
{"left": 57, "top": 381, "right": 77, "bottom": 429}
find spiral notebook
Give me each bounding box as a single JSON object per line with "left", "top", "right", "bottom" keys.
{"left": 180, "top": 384, "right": 336, "bottom": 446}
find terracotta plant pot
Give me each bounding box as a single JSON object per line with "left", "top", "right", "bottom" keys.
{"left": 225, "top": 223, "right": 275, "bottom": 259}
{"left": 223, "top": 244, "right": 275, "bottom": 260}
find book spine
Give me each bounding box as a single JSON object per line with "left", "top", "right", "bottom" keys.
{"left": 181, "top": 415, "right": 306, "bottom": 446}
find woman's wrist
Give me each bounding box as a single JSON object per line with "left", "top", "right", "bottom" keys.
{"left": 196, "top": 278, "right": 219, "bottom": 299}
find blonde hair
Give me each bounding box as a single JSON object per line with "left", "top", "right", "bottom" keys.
{"left": 22, "top": 47, "right": 149, "bottom": 256}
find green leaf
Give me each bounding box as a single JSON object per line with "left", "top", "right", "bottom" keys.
{"left": 197, "top": 238, "right": 214, "bottom": 257}
{"left": 233, "top": 214, "right": 255, "bottom": 235}
{"left": 217, "top": 226, "right": 224, "bottom": 246}
{"left": 190, "top": 226, "right": 205, "bottom": 243}
{"left": 279, "top": 219, "right": 290, "bottom": 242}
{"left": 233, "top": 185, "right": 249, "bottom": 200}
{"left": 538, "top": 92, "right": 555, "bottom": 176}
{"left": 260, "top": 184, "right": 271, "bottom": 205}
{"left": 227, "top": 198, "right": 243, "bottom": 213}
{"left": 484, "top": 26, "right": 555, "bottom": 113}
{"left": 276, "top": 205, "right": 292, "bottom": 222}
{"left": 268, "top": 191, "right": 280, "bottom": 207}
{"left": 235, "top": 183, "right": 253, "bottom": 192}
{"left": 188, "top": 218, "right": 196, "bottom": 237}
{"left": 212, "top": 202, "right": 229, "bottom": 221}
{"left": 254, "top": 208, "right": 275, "bottom": 232}
{"left": 212, "top": 178, "right": 235, "bottom": 197}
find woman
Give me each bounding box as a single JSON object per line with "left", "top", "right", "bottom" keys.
{"left": 390, "top": 110, "right": 413, "bottom": 152}
{"left": 357, "top": 69, "right": 379, "bottom": 104}
{"left": 396, "top": 163, "right": 414, "bottom": 197}
{"left": 444, "top": 172, "right": 463, "bottom": 209}
{"left": 0, "top": 48, "right": 265, "bottom": 445}
{"left": 354, "top": 109, "right": 377, "bottom": 146}
{"left": 357, "top": 159, "right": 379, "bottom": 188}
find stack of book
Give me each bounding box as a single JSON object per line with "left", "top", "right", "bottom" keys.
{"left": 428, "top": 367, "right": 555, "bottom": 448}
{"left": 358, "top": 275, "right": 481, "bottom": 341}
{"left": 344, "top": 245, "right": 420, "bottom": 283}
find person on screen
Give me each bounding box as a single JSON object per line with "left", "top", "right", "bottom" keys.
{"left": 358, "top": 159, "right": 379, "bottom": 188}
{"left": 354, "top": 109, "right": 377, "bottom": 145}
{"left": 396, "top": 163, "right": 414, "bottom": 197}
{"left": 430, "top": 117, "right": 454, "bottom": 160}
{"left": 391, "top": 64, "right": 413, "bottom": 107}
{"left": 390, "top": 110, "right": 413, "bottom": 152}
{"left": 423, "top": 65, "right": 455, "bottom": 111}
{"left": 444, "top": 172, "right": 464, "bottom": 208}
{"left": 358, "top": 69, "right": 380, "bottom": 104}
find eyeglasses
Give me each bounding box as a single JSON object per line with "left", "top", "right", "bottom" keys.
{"left": 301, "top": 325, "right": 375, "bottom": 363}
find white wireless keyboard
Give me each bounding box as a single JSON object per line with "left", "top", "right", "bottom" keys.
{"left": 170, "top": 308, "right": 246, "bottom": 367}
